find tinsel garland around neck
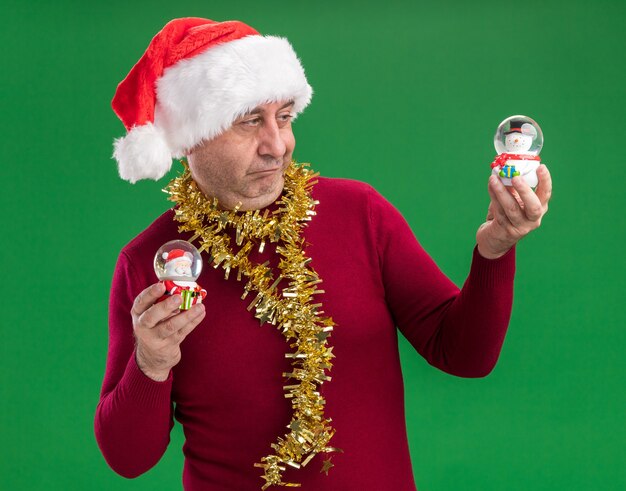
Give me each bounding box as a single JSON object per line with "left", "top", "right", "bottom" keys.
{"left": 165, "top": 160, "right": 341, "bottom": 489}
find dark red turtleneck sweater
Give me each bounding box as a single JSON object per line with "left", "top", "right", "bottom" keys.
{"left": 95, "top": 177, "right": 515, "bottom": 490}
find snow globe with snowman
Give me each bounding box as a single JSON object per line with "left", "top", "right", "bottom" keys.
{"left": 153, "top": 240, "right": 207, "bottom": 310}
{"left": 491, "top": 115, "right": 543, "bottom": 187}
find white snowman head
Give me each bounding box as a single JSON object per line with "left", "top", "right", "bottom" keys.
{"left": 504, "top": 121, "right": 537, "bottom": 154}
{"left": 163, "top": 249, "right": 194, "bottom": 279}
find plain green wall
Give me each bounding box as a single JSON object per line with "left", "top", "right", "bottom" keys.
{"left": 1, "top": 0, "right": 624, "bottom": 489}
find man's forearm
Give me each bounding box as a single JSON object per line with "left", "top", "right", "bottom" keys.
{"left": 423, "top": 246, "right": 516, "bottom": 377}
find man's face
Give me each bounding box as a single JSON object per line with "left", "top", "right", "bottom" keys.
{"left": 186, "top": 100, "right": 296, "bottom": 211}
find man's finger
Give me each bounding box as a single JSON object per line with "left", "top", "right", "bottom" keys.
{"left": 512, "top": 176, "right": 543, "bottom": 221}
{"left": 138, "top": 294, "right": 182, "bottom": 330}
{"left": 156, "top": 303, "right": 206, "bottom": 340}
{"left": 171, "top": 305, "right": 206, "bottom": 343}
{"left": 131, "top": 282, "right": 166, "bottom": 319}
{"left": 487, "top": 181, "right": 510, "bottom": 227}
{"left": 489, "top": 176, "right": 525, "bottom": 226}
{"left": 535, "top": 164, "right": 552, "bottom": 207}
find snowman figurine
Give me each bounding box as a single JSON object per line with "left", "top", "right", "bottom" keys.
{"left": 491, "top": 115, "right": 543, "bottom": 187}
{"left": 154, "top": 241, "right": 207, "bottom": 310}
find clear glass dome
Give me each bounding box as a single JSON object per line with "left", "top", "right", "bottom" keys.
{"left": 153, "top": 240, "right": 203, "bottom": 281}
{"left": 494, "top": 115, "right": 543, "bottom": 156}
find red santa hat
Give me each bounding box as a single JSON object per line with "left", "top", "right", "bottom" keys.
{"left": 112, "top": 17, "right": 313, "bottom": 183}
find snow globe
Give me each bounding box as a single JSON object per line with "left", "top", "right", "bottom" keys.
{"left": 491, "top": 115, "right": 543, "bottom": 187}
{"left": 154, "top": 240, "right": 207, "bottom": 310}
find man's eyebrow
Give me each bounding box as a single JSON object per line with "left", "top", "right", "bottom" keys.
{"left": 246, "top": 100, "right": 295, "bottom": 116}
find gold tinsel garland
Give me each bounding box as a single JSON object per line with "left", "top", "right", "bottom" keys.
{"left": 165, "top": 160, "right": 341, "bottom": 489}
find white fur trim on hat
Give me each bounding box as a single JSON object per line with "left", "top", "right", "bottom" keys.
{"left": 155, "top": 34, "right": 312, "bottom": 158}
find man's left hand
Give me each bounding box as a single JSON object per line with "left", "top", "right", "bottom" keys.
{"left": 476, "top": 164, "right": 552, "bottom": 259}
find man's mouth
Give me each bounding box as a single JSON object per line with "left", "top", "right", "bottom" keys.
{"left": 249, "top": 167, "right": 282, "bottom": 175}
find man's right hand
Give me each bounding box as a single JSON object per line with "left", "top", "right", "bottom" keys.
{"left": 131, "top": 282, "right": 206, "bottom": 381}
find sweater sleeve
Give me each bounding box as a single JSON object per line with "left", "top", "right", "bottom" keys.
{"left": 369, "top": 187, "right": 516, "bottom": 378}
{"left": 94, "top": 251, "right": 175, "bottom": 478}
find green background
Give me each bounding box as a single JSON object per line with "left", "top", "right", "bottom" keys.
{"left": 1, "top": 0, "right": 624, "bottom": 489}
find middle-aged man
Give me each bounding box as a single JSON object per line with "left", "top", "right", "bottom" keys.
{"left": 95, "top": 17, "right": 552, "bottom": 491}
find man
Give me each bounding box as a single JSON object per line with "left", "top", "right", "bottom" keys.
{"left": 95, "top": 18, "right": 552, "bottom": 491}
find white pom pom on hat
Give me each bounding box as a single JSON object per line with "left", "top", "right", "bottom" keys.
{"left": 113, "top": 123, "right": 171, "bottom": 183}
{"left": 111, "top": 17, "right": 313, "bottom": 183}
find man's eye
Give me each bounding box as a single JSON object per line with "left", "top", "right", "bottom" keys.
{"left": 241, "top": 118, "right": 261, "bottom": 126}
{"left": 278, "top": 113, "right": 294, "bottom": 123}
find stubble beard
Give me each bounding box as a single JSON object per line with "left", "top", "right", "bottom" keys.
{"left": 191, "top": 153, "right": 290, "bottom": 210}
{"left": 239, "top": 167, "right": 286, "bottom": 210}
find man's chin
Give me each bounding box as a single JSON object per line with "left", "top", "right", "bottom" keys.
{"left": 254, "top": 173, "right": 283, "bottom": 192}
{"left": 239, "top": 181, "right": 284, "bottom": 210}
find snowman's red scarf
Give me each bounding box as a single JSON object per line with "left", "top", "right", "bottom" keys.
{"left": 491, "top": 153, "right": 541, "bottom": 169}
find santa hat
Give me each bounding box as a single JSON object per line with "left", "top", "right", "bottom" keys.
{"left": 163, "top": 249, "right": 193, "bottom": 266}
{"left": 112, "top": 17, "right": 313, "bottom": 183}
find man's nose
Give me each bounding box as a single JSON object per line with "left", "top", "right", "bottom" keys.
{"left": 257, "top": 120, "right": 287, "bottom": 159}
